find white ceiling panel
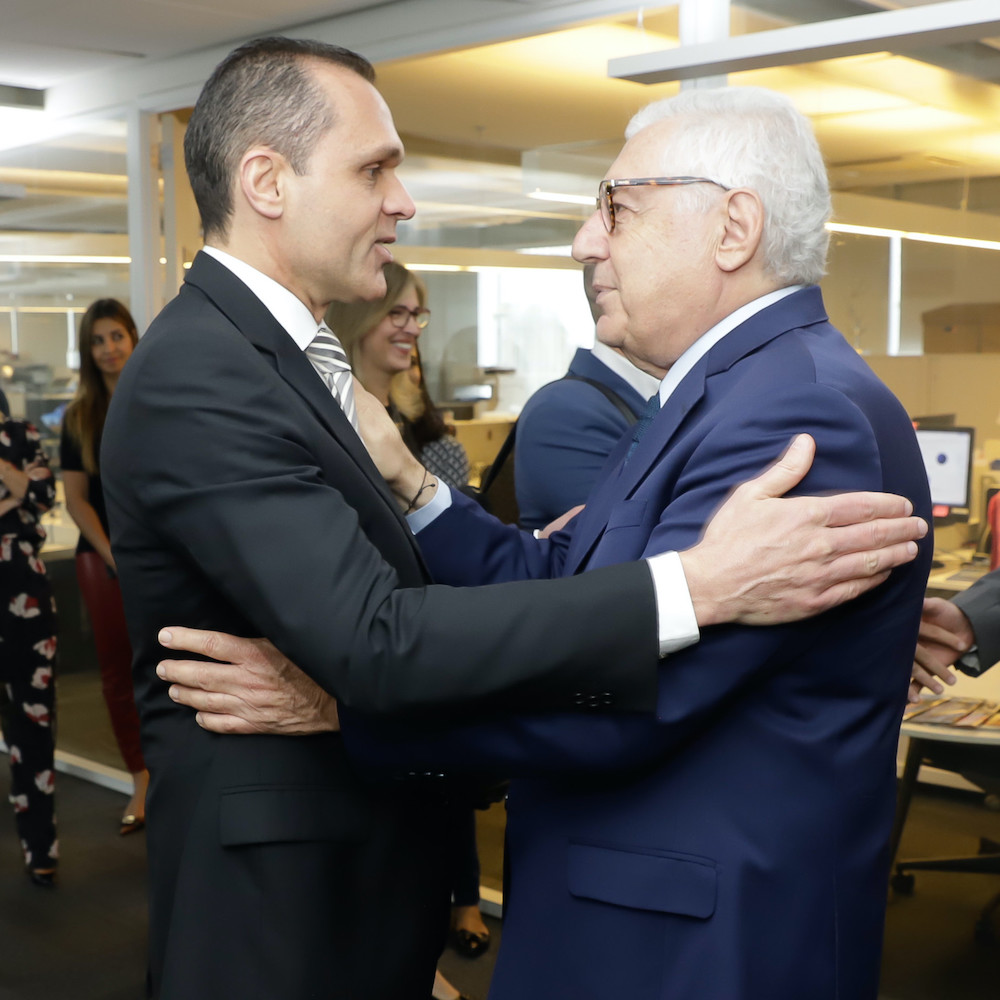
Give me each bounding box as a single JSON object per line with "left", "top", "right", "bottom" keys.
{"left": 0, "top": 0, "right": 393, "bottom": 88}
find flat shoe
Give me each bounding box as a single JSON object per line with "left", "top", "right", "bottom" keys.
{"left": 120, "top": 814, "right": 146, "bottom": 836}
{"left": 450, "top": 926, "right": 490, "bottom": 958}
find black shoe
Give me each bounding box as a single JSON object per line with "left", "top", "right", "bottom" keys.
{"left": 27, "top": 868, "right": 57, "bottom": 888}
{"left": 450, "top": 926, "right": 491, "bottom": 958}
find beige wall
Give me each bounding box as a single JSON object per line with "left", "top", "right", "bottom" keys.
{"left": 866, "top": 353, "right": 1000, "bottom": 529}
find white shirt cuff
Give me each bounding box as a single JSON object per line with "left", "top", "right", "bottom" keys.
{"left": 406, "top": 480, "right": 452, "bottom": 534}
{"left": 646, "top": 550, "right": 700, "bottom": 657}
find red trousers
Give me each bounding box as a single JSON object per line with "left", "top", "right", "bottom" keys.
{"left": 76, "top": 551, "right": 145, "bottom": 773}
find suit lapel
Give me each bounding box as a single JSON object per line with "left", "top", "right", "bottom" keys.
{"left": 183, "top": 253, "right": 418, "bottom": 542}
{"left": 564, "top": 287, "right": 829, "bottom": 575}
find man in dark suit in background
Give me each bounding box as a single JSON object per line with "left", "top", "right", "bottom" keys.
{"left": 107, "top": 38, "right": 925, "bottom": 1000}
{"left": 515, "top": 263, "right": 659, "bottom": 531}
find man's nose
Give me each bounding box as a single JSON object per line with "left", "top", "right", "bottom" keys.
{"left": 572, "top": 211, "right": 608, "bottom": 263}
{"left": 387, "top": 175, "right": 416, "bottom": 221}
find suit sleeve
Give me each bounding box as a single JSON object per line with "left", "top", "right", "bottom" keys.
{"left": 106, "top": 327, "right": 659, "bottom": 718}
{"left": 953, "top": 568, "right": 1000, "bottom": 674}
{"left": 515, "top": 381, "right": 631, "bottom": 530}
{"left": 417, "top": 487, "right": 576, "bottom": 586}
{"left": 342, "top": 381, "right": 901, "bottom": 776}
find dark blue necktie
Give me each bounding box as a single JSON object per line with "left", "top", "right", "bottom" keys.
{"left": 625, "top": 394, "right": 660, "bottom": 463}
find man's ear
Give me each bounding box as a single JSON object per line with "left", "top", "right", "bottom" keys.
{"left": 238, "top": 147, "right": 286, "bottom": 222}
{"left": 716, "top": 189, "right": 764, "bottom": 273}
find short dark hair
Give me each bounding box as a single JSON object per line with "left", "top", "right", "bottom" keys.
{"left": 184, "top": 37, "right": 375, "bottom": 240}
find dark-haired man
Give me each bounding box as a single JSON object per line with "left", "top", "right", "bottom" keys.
{"left": 103, "top": 38, "right": 925, "bottom": 999}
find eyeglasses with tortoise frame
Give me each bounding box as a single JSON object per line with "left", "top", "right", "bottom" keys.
{"left": 598, "top": 176, "right": 731, "bottom": 233}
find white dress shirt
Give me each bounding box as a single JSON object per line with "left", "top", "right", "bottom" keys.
{"left": 589, "top": 340, "right": 662, "bottom": 400}
{"left": 201, "top": 246, "right": 358, "bottom": 407}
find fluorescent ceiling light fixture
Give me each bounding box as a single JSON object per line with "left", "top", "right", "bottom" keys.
{"left": 516, "top": 245, "right": 574, "bottom": 256}
{"left": 0, "top": 305, "right": 85, "bottom": 314}
{"left": 903, "top": 232, "right": 1000, "bottom": 252}
{"left": 402, "top": 263, "right": 471, "bottom": 272}
{"left": 526, "top": 189, "right": 595, "bottom": 207}
{"left": 0, "top": 107, "right": 64, "bottom": 154}
{"left": 0, "top": 254, "right": 130, "bottom": 264}
{"left": 827, "top": 222, "right": 900, "bottom": 239}
{"left": 827, "top": 221, "right": 1000, "bottom": 252}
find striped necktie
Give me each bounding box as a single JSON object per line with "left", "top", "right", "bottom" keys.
{"left": 624, "top": 394, "right": 660, "bottom": 463}
{"left": 306, "top": 323, "right": 357, "bottom": 431}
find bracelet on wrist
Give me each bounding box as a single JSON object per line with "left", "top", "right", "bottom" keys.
{"left": 402, "top": 467, "right": 435, "bottom": 514}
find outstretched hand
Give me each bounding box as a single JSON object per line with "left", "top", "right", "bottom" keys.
{"left": 909, "top": 597, "right": 974, "bottom": 703}
{"left": 156, "top": 627, "right": 338, "bottom": 735}
{"left": 680, "top": 434, "right": 928, "bottom": 627}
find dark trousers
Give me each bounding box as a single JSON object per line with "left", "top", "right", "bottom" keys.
{"left": 76, "top": 551, "right": 145, "bottom": 773}
{"left": 447, "top": 806, "right": 482, "bottom": 908}
{"left": 0, "top": 539, "right": 58, "bottom": 869}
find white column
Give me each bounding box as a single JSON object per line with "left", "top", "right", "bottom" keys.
{"left": 678, "top": 0, "right": 730, "bottom": 90}
{"left": 160, "top": 113, "right": 184, "bottom": 300}
{"left": 65, "top": 310, "right": 79, "bottom": 369}
{"left": 126, "top": 106, "right": 163, "bottom": 334}
{"left": 887, "top": 234, "right": 902, "bottom": 356}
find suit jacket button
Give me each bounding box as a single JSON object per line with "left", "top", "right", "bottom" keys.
{"left": 601, "top": 692, "right": 614, "bottom": 706}
{"left": 574, "top": 692, "right": 586, "bottom": 706}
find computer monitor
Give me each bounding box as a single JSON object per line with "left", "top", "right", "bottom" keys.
{"left": 911, "top": 413, "right": 957, "bottom": 430}
{"left": 914, "top": 426, "right": 974, "bottom": 525}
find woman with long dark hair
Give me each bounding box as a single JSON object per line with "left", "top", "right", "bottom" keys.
{"left": 60, "top": 298, "right": 147, "bottom": 834}
{"left": 1, "top": 399, "right": 59, "bottom": 886}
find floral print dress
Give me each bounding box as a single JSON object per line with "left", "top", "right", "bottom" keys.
{"left": 0, "top": 419, "right": 58, "bottom": 872}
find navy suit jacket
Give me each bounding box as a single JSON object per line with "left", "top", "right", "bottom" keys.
{"left": 343, "top": 287, "right": 933, "bottom": 1000}
{"left": 515, "top": 348, "right": 649, "bottom": 530}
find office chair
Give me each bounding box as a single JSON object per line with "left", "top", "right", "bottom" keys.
{"left": 891, "top": 736, "right": 1000, "bottom": 945}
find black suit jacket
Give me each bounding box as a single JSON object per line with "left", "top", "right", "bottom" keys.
{"left": 954, "top": 566, "right": 1000, "bottom": 674}
{"left": 101, "top": 252, "right": 658, "bottom": 999}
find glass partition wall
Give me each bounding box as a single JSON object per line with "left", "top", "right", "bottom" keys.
{"left": 0, "top": 112, "right": 135, "bottom": 773}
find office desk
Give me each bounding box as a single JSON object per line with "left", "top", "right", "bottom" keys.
{"left": 926, "top": 552, "right": 991, "bottom": 595}
{"left": 890, "top": 719, "right": 1000, "bottom": 864}
{"left": 890, "top": 719, "right": 1000, "bottom": 940}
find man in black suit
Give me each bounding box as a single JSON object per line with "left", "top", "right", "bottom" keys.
{"left": 103, "top": 37, "right": 925, "bottom": 1000}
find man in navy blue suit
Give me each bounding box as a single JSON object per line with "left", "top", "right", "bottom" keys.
{"left": 162, "top": 87, "right": 931, "bottom": 999}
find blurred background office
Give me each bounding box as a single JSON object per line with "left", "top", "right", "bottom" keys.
{"left": 4, "top": 2, "right": 1000, "bottom": 997}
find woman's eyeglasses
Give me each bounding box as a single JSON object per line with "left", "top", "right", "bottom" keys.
{"left": 387, "top": 306, "right": 431, "bottom": 329}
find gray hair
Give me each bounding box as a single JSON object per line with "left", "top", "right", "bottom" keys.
{"left": 626, "top": 87, "right": 831, "bottom": 285}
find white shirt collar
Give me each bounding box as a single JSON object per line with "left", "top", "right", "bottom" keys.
{"left": 658, "top": 285, "right": 804, "bottom": 406}
{"left": 201, "top": 245, "right": 322, "bottom": 351}
{"left": 590, "top": 340, "right": 662, "bottom": 400}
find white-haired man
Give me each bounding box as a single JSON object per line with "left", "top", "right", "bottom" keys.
{"left": 347, "top": 86, "right": 931, "bottom": 999}
{"left": 158, "top": 86, "right": 930, "bottom": 999}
